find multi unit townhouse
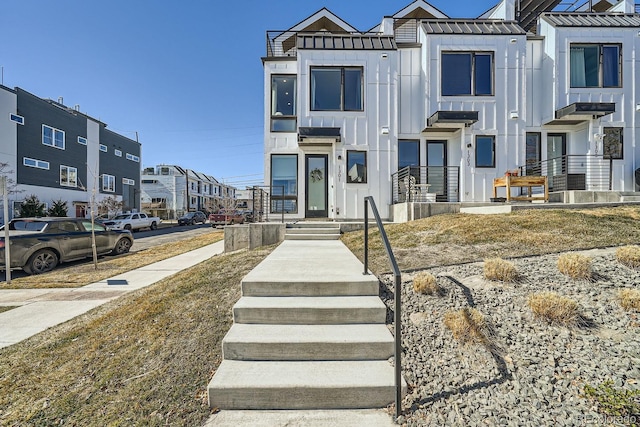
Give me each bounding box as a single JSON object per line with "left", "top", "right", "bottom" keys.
{"left": 263, "top": 0, "right": 640, "bottom": 221}
{"left": 0, "top": 86, "right": 141, "bottom": 222}
{"left": 140, "top": 164, "right": 236, "bottom": 219}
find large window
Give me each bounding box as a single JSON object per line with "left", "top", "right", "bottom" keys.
{"left": 475, "top": 136, "right": 495, "bottom": 168}
{"left": 60, "top": 165, "right": 78, "bottom": 187}
{"left": 271, "top": 75, "right": 296, "bottom": 132}
{"left": 102, "top": 174, "right": 115, "bottom": 192}
{"left": 442, "top": 52, "right": 493, "bottom": 96}
{"left": 570, "top": 44, "right": 621, "bottom": 88}
{"left": 271, "top": 154, "right": 297, "bottom": 213}
{"left": 311, "top": 67, "right": 363, "bottom": 111}
{"left": 42, "top": 124, "right": 65, "bottom": 149}
{"left": 347, "top": 151, "right": 367, "bottom": 183}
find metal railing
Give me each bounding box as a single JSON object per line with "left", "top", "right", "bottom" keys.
{"left": 246, "top": 186, "right": 285, "bottom": 223}
{"left": 363, "top": 196, "right": 402, "bottom": 420}
{"left": 392, "top": 166, "right": 460, "bottom": 204}
{"left": 517, "top": 154, "right": 612, "bottom": 192}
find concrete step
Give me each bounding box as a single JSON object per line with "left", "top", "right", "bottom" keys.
{"left": 287, "top": 222, "right": 337, "bottom": 229}
{"left": 233, "top": 296, "right": 387, "bottom": 324}
{"left": 285, "top": 233, "right": 340, "bottom": 240}
{"left": 621, "top": 196, "right": 640, "bottom": 202}
{"left": 286, "top": 227, "right": 340, "bottom": 234}
{"left": 241, "top": 278, "right": 379, "bottom": 297}
{"left": 222, "top": 324, "right": 394, "bottom": 361}
{"left": 208, "top": 360, "right": 403, "bottom": 410}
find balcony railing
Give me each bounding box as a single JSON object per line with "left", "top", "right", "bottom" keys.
{"left": 517, "top": 154, "right": 612, "bottom": 192}
{"left": 392, "top": 166, "right": 460, "bottom": 204}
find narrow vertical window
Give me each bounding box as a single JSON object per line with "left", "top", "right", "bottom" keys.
{"left": 271, "top": 75, "right": 297, "bottom": 132}
{"left": 271, "top": 154, "right": 297, "bottom": 213}
{"left": 475, "top": 136, "right": 495, "bottom": 168}
{"left": 346, "top": 151, "right": 367, "bottom": 183}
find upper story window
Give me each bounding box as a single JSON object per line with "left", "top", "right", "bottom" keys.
{"left": 60, "top": 165, "right": 78, "bottom": 187}
{"left": 23, "top": 157, "right": 50, "bottom": 170}
{"left": 77, "top": 136, "right": 87, "bottom": 145}
{"left": 10, "top": 114, "right": 24, "bottom": 125}
{"left": 100, "top": 144, "right": 107, "bottom": 152}
{"left": 102, "top": 174, "right": 115, "bottom": 192}
{"left": 122, "top": 177, "right": 135, "bottom": 185}
{"left": 570, "top": 44, "right": 621, "bottom": 88}
{"left": 271, "top": 75, "right": 297, "bottom": 132}
{"left": 126, "top": 153, "right": 140, "bottom": 162}
{"left": 43, "top": 124, "right": 65, "bottom": 149}
{"left": 311, "top": 67, "right": 363, "bottom": 111}
{"left": 442, "top": 52, "right": 493, "bottom": 96}
{"left": 114, "top": 149, "right": 122, "bottom": 157}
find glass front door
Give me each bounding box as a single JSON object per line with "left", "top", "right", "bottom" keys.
{"left": 305, "top": 154, "right": 328, "bottom": 218}
{"left": 547, "top": 133, "right": 566, "bottom": 178}
{"left": 427, "top": 141, "right": 447, "bottom": 201}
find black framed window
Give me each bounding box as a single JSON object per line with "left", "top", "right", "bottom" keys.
{"left": 475, "top": 135, "right": 495, "bottom": 168}
{"left": 346, "top": 151, "right": 367, "bottom": 183}
{"left": 271, "top": 154, "right": 298, "bottom": 213}
{"left": 603, "top": 127, "right": 623, "bottom": 159}
{"left": 442, "top": 52, "right": 493, "bottom": 96}
{"left": 271, "top": 75, "right": 296, "bottom": 132}
{"left": 311, "top": 67, "right": 363, "bottom": 111}
{"left": 570, "top": 44, "right": 621, "bottom": 88}
{"left": 525, "top": 133, "right": 541, "bottom": 175}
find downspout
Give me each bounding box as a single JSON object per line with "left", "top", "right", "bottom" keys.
{"left": 185, "top": 169, "right": 190, "bottom": 213}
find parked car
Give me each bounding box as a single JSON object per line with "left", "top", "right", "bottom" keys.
{"left": 0, "top": 217, "right": 134, "bottom": 275}
{"left": 178, "top": 211, "right": 207, "bottom": 226}
{"left": 101, "top": 213, "right": 161, "bottom": 231}
{"left": 209, "top": 210, "right": 245, "bottom": 226}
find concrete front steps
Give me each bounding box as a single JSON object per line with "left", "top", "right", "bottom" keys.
{"left": 284, "top": 222, "right": 341, "bottom": 240}
{"left": 207, "top": 240, "right": 403, "bottom": 411}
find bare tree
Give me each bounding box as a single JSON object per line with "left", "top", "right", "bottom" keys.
{"left": 97, "top": 196, "right": 123, "bottom": 218}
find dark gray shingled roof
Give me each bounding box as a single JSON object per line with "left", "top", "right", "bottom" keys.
{"left": 297, "top": 34, "right": 397, "bottom": 50}
{"left": 541, "top": 12, "right": 640, "bottom": 27}
{"left": 422, "top": 19, "right": 526, "bottom": 35}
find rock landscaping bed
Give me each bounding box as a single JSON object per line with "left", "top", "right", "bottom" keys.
{"left": 383, "top": 247, "right": 640, "bottom": 426}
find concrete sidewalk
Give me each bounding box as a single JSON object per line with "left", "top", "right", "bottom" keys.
{"left": 0, "top": 240, "right": 224, "bottom": 349}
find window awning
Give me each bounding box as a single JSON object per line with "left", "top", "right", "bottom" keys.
{"left": 298, "top": 127, "right": 341, "bottom": 145}
{"left": 423, "top": 111, "right": 478, "bottom": 133}
{"left": 546, "top": 102, "right": 615, "bottom": 125}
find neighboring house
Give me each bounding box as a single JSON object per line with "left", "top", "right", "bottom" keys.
{"left": 0, "top": 86, "right": 141, "bottom": 223}
{"left": 140, "top": 165, "right": 236, "bottom": 219}
{"left": 263, "top": 0, "right": 640, "bottom": 221}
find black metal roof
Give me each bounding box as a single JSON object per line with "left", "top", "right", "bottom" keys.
{"left": 298, "top": 127, "right": 341, "bottom": 143}
{"left": 422, "top": 19, "right": 526, "bottom": 35}
{"left": 297, "top": 34, "right": 397, "bottom": 50}
{"left": 541, "top": 12, "right": 640, "bottom": 27}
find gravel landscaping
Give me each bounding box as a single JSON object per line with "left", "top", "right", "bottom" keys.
{"left": 382, "top": 247, "right": 640, "bottom": 426}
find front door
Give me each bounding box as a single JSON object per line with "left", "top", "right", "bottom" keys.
{"left": 305, "top": 154, "right": 328, "bottom": 218}
{"left": 547, "top": 133, "right": 567, "bottom": 184}
{"left": 427, "top": 141, "right": 447, "bottom": 201}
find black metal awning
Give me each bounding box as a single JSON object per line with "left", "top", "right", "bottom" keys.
{"left": 298, "top": 127, "right": 341, "bottom": 145}
{"left": 546, "top": 102, "right": 615, "bottom": 125}
{"left": 423, "top": 110, "right": 478, "bottom": 132}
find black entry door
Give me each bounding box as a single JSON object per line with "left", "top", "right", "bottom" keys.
{"left": 427, "top": 141, "right": 447, "bottom": 201}
{"left": 305, "top": 154, "right": 328, "bottom": 218}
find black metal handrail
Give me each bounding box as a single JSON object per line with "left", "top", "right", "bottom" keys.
{"left": 517, "top": 154, "right": 611, "bottom": 192}
{"left": 363, "top": 196, "right": 402, "bottom": 419}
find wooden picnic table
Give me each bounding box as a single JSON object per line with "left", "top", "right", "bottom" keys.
{"left": 492, "top": 175, "right": 548, "bottom": 202}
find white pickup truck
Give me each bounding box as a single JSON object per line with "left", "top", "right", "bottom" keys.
{"left": 101, "top": 213, "right": 161, "bottom": 231}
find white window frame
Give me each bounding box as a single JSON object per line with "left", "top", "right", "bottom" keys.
{"left": 122, "top": 178, "right": 135, "bottom": 185}
{"left": 114, "top": 149, "right": 122, "bottom": 157}
{"left": 60, "top": 165, "right": 78, "bottom": 187}
{"left": 102, "top": 174, "right": 115, "bottom": 192}
{"left": 42, "top": 124, "right": 65, "bottom": 149}
{"left": 77, "top": 136, "right": 87, "bottom": 145}
{"left": 10, "top": 113, "right": 24, "bottom": 125}
{"left": 99, "top": 144, "right": 108, "bottom": 152}
{"left": 23, "top": 157, "right": 50, "bottom": 170}
{"left": 126, "top": 153, "right": 140, "bottom": 162}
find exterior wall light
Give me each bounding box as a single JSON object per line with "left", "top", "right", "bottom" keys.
{"left": 509, "top": 111, "right": 519, "bottom": 119}
{"left": 381, "top": 127, "right": 390, "bottom": 135}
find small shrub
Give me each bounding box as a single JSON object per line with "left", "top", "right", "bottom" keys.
{"left": 443, "top": 307, "right": 490, "bottom": 346}
{"left": 483, "top": 258, "right": 517, "bottom": 282}
{"left": 619, "top": 289, "right": 640, "bottom": 312}
{"left": 616, "top": 246, "right": 640, "bottom": 269}
{"left": 557, "top": 253, "right": 592, "bottom": 280}
{"left": 527, "top": 291, "right": 581, "bottom": 326}
{"left": 583, "top": 380, "right": 640, "bottom": 417}
{"left": 413, "top": 272, "right": 441, "bottom": 295}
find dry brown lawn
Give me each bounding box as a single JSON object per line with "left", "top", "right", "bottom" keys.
{"left": 342, "top": 206, "right": 640, "bottom": 275}
{"left": 4, "top": 231, "right": 223, "bottom": 289}
{"left": 0, "top": 245, "right": 274, "bottom": 426}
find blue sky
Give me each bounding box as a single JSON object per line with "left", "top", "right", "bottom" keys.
{"left": 0, "top": 0, "right": 498, "bottom": 188}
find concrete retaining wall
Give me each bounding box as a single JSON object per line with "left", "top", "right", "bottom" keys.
{"left": 224, "top": 223, "right": 286, "bottom": 252}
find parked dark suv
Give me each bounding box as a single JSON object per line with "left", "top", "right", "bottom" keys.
{"left": 178, "top": 211, "right": 207, "bottom": 226}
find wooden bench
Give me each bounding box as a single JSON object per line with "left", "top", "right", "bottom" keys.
{"left": 492, "top": 175, "right": 548, "bottom": 202}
